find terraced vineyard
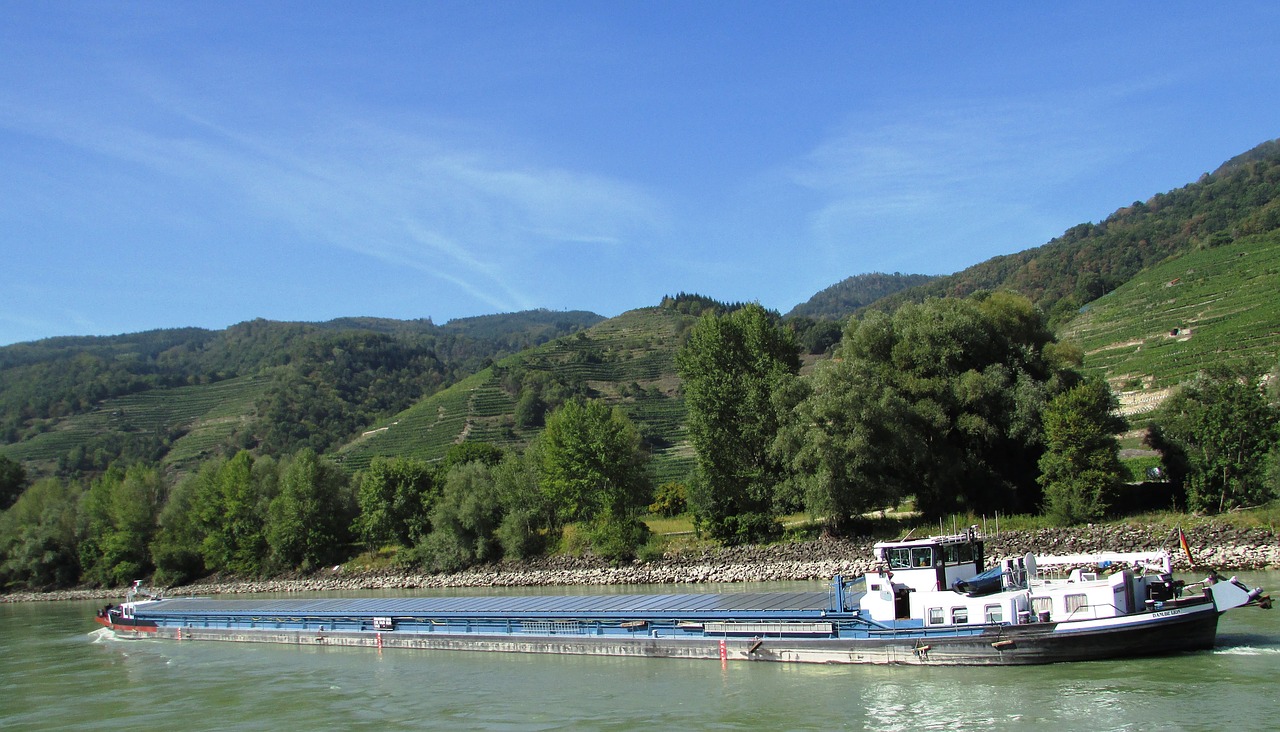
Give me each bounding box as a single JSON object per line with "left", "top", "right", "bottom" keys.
{"left": 337, "top": 307, "right": 699, "bottom": 485}
{"left": 0, "top": 373, "right": 271, "bottom": 473}
{"left": 1062, "top": 230, "right": 1280, "bottom": 416}
{"left": 162, "top": 374, "right": 275, "bottom": 470}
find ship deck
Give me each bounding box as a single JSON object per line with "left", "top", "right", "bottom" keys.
{"left": 137, "top": 589, "right": 844, "bottom": 623}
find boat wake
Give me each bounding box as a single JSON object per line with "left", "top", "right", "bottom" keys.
{"left": 1214, "top": 645, "right": 1280, "bottom": 656}
{"left": 88, "top": 627, "right": 134, "bottom": 644}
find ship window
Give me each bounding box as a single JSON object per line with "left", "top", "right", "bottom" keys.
{"left": 887, "top": 548, "right": 911, "bottom": 570}
{"left": 928, "top": 607, "right": 944, "bottom": 625}
{"left": 951, "top": 607, "right": 969, "bottom": 624}
{"left": 943, "top": 543, "right": 975, "bottom": 564}
{"left": 1065, "top": 594, "right": 1089, "bottom": 615}
{"left": 984, "top": 604, "right": 1003, "bottom": 623}
{"left": 1031, "top": 597, "right": 1052, "bottom": 614}
{"left": 911, "top": 548, "right": 934, "bottom": 568}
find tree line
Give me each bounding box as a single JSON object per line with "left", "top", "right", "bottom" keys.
{"left": 677, "top": 295, "right": 1279, "bottom": 544}
{"left": 0, "top": 395, "right": 654, "bottom": 590}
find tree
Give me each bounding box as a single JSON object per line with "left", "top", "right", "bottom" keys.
{"left": 150, "top": 471, "right": 209, "bottom": 586}
{"left": 676, "top": 303, "right": 800, "bottom": 544}
{"left": 1152, "top": 363, "right": 1279, "bottom": 513}
{"left": 1038, "top": 380, "right": 1127, "bottom": 524}
{"left": 417, "top": 461, "right": 504, "bottom": 573}
{"left": 831, "top": 294, "right": 1066, "bottom": 518}
{"left": 191, "top": 451, "right": 276, "bottom": 575}
{"left": 440, "top": 442, "right": 505, "bottom": 472}
{"left": 493, "top": 449, "right": 552, "bottom": 561}
{"left": 772, "top": 363, "right": 917, "bottom": 534}
{"left": 78, "top": 464, "right": 165, "bottom": 586}
{"left": 267, "top": 449, "right": 353, "bottom": 571}
{"left": 0, "top": 455, "right": 26, "bottom": 511}
{"left": 353, "top": 456, "right": 436, "bottom": 551}
{"left": 539, "top": 398, "right": 651, "bottom": 526}
{"left": 648, "top": 481, "right": 688, "bottom": 517}
{"left": 0, "top": 478, "right": 82, "bottom": 589}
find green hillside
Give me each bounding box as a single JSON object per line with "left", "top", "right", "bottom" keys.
{"left": 0, "top": 373, "right": 270, "bottom": 474}
{"left": 1061, "top": 230, "right": 1280, "bottom": 416}
{"left": 0, "top": 311, "right": 601, "bottom": 478}
{"left": 336, "top": 307, "right": 699, "bottom": 485}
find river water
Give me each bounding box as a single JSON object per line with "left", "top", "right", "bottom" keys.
{"left": 3, "top": 573, "right": 1278, "bottom": 731}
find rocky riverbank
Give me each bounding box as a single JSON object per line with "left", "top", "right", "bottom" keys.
{"left": 5, "top": 523, "right": 1277, "bottom": 604}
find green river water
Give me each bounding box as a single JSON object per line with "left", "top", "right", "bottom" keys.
{"left": 3, "top": 573, "right": 1278, "bottom": 731}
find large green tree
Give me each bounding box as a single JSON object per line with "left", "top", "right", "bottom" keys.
{"left": 539, "top": 398, "right": 651, "bottom": 526}
{"left": 1151, "top": 362, "right": 1279, "bottom": 513}
{"left": 79, "top": 464, "right": 165, "bottom": 586}
{"left": 417, "top": 461, "right": 504, "bottom": 573}
{"left": 150, "top": 470, "right": 208, "bottom": 586}
{"left": 772, "top": 364, "right": 916, "bottom": 534}
{"left": 1037, "top": 379, "right": 1127, "bottom": 524}
{"left": 780, "top": 292, "right": 1075, "bottom": 523}
{"left": 266, "top": 449, "right": 354, "bottom": 571}
{"left": 492, "top": 450, "right": 552, "bottom": 561}
{"left": 353, "top": 456, "right": 436, "bottom": 551}
{"left": 191, "top": 451, "right": 277, "bottom": 575}
{"left": 0, "top": 477, "right": 82, "bottom": 589}
{"left": 676, "top": 303, "right": 800, "bottom": 544}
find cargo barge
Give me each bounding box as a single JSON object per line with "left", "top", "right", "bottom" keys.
{"left": 95, "top": 529, "right": 1270, "bottom": 665}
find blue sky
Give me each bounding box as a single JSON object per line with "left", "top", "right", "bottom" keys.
{"left": 2, "top": 2, "right": 1278, "bottom": 346}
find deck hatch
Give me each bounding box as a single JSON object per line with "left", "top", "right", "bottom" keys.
{"left": 704, "top": 622, "right": 834, "bottom": 636}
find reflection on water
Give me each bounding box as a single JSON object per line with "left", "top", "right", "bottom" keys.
{"left": 2, "top": 572, "right": 1278, "bottom": 731}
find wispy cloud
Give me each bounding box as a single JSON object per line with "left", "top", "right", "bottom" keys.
{"left": 786, "top": 92, "right": 1131, "bottom": 272}
{"left": 1, "top": 91, "right": 669, "bottom": 315}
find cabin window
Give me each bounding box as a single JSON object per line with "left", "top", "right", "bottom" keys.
{"left": 1031, "top": 597, "right": 1052, "bottom": 615}
{"left": 943, "top": 543, "right": 975, "bottom": 564}
{"left": 984, "top": 604, "right": 1003, "bottom": 624}
{"left": 1065, "top": 594, "right": 1089, "bottom": 615}
{"left": 951, "top": 607, "right": 969, "bottom": 624}
{"left": 911, "top": 547, "right": 934, "bottom": 568}
{"left": 887, "top": 548, "right": 912, "bottom": 570}
{"left": 928, "top": 607, "right": 944, "bottom": 625}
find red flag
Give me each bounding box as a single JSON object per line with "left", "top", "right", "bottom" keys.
{"left": 1178, "top": 528, "right": 1195, "bottom": 567}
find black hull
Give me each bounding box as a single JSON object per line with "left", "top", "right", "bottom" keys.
{"left": 856, "top": 606, "right": 1221, "bottom": 666}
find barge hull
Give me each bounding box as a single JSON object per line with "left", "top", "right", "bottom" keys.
{"left": 103, "top": 601, "right": 1221, "bottom": 666}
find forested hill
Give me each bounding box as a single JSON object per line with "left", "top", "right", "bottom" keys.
{"left": 335, "top": 303, "right": 703, "bottom": 485}
{"left": 0, "top": 310, "right": 601, "bottom": 476}
{"left": 785, "top": 272, "right": 937, "bottom": 321}
{"left": 868, "top": 138, "right": 1280, "bottom": 326}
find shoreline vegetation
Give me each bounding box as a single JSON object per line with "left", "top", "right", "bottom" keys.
{"left": 5, "top": 523, "right": 1276, "bottom": 604}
